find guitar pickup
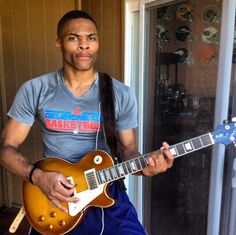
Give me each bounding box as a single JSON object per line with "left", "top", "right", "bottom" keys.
{"left": 84, "top": 168, "right": 99, "bottom": 190}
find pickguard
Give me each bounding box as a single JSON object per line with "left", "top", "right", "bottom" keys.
{"left": 68, "top": 184, "right": 105, "bottom": 216}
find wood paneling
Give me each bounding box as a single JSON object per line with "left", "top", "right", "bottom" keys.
{"left": 0, "top": 18, "right": 5, "bottom": 208}
{"left": 82, "top": 0, "right": 123, "bottom": 81}
{"left": 0, "top": 0, "right": 75, "bottom": 206}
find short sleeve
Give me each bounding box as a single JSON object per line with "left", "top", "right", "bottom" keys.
{"left": 7, "top": 81, "right": 37, "bottom": 126}
{"left": 115, "top": 85, "right": 138, "bottom": 130}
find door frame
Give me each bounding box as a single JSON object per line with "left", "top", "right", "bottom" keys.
{"left": 124, "top": 0, "right": 181, "bottom": 232}
{"left": 124, "top": 0, "right": 235, "bottom": 234}
{"left": 207, "top": 0, "right": 236, "bottom": 234}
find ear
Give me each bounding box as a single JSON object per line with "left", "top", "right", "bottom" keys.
{"left": 55, "top": 38, "right": 62, "bottom": 51}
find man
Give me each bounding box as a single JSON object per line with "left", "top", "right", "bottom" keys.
{"left": 0, "top": 10, "right": 173, "bottom": 234}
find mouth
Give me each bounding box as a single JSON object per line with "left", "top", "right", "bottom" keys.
{"left": 75, "top": 52, "right": 92, "bottom": 60}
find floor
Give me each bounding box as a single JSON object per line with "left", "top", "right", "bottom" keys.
{"left": 0, "top": 206, "right": 30, "bottom": 235}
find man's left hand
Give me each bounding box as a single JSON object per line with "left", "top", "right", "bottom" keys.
{"left": 142, "top": 142, "right": 174, "bottom": 176}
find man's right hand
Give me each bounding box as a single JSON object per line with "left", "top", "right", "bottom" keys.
{"left": 32, "top": 168, "right": 80, "bottom": 213}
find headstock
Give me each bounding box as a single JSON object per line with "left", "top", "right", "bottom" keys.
{"left": 211, "top": 118, "right": 236, "bottom": 146}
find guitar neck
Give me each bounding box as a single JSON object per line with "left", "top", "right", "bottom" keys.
{"left": 169, "top": 132, "right": 214, "bottom": 159}
{"left": 95, "top": 132, "right": 215, "bottom": 186}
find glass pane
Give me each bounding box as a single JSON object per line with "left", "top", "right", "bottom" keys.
{"left": 219, "top": 7, "right": 236, "bottom": 235}
{"left": 131, "top": 11, "right": 140, "bottom": 99}
{"left": 126, "top": 9, "right": 142, "bottom": 210}
{"left": 143, "top": 1, "right": 224, "bottom": 234}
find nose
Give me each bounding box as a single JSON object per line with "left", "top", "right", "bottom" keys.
{"left": 78, "top": 38, "right": 89, "bottom": 50}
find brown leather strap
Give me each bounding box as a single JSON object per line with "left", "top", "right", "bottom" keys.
{"left": 98, "top": 73, "right": 126, "bottom": 190}
{"left": 98, "top": 72, "right": 118, "bottom": 161}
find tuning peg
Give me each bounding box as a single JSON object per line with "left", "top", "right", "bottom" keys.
{"left": 232, "top": 117, "right": 236, "bottom": 122}
{"left": 223, "top": 120, "right": 229, "bottom": 124}
{"left": 234, "top": 141, "right": 236, "bottom": 147}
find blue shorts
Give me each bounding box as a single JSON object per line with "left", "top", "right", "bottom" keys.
{"left": 29, "top": 182, "right": 147, "bottom": 235}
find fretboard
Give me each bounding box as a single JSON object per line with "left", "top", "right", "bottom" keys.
{"left": 169, "top": 133, "right": 214, "bottom": 158}
{"left": 95, "top": 132, "right": 214, "bottom": 185}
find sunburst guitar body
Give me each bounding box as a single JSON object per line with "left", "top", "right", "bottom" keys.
{"left": 22, "top": 150, "right": 115, "bottom": 235}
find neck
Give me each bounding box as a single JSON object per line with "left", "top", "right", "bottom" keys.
{"left": 63, "top": 68, "right": 96, "bottom": 84}
{"left": 62, "top": 68, "right": 97, "bottom": 97}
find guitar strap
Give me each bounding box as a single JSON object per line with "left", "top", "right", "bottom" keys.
{"left": 98, "top": 72, "right": 126, "bottom": 191}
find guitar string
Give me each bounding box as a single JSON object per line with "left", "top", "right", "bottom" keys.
{"left": 108, "top": 133, "right": 216, "bottom": 178}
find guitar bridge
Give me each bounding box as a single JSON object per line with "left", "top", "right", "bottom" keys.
{"left": 84, "top": 168, "right": 99, "bottom": 190}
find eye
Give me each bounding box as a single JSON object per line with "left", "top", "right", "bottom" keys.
{"left": 68, "top": 35, "right": 78, "bottom": 41}
{"left": 88, "top": 35, "right": 97, "bottom": 41}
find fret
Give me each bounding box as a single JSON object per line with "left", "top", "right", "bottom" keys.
{"left": 110, "top": 167, "right": 118, "bottom": 179}
{"left": 139, "top": 156, "right": 147, "bottom": 169}
{"left": 108, "top": 168, "right": 114, "bottom": 181}
{"left": 97, "top": 171, "right": 102, "bottom": 184}
{"left": 114, "top": 165, "right": 121, "bottom": 177}
{"left": 99, "top": 171, "right": 106, "bottom": 184}
{"left": 129, "top": 160, "right": 135, "bottom": 173}
{"left": 117, "top": 164, "right": 125, "bottom": 176}
{"left": 183, "top": 141, "right": 193, "bottom": 152}
{"left": 104, "top": 169, "right": 112, "bottom": 181}
{"left": 176, "top": 143, "right": 186, "bottom": 156}
{"left": 130, "top": 160, "right": 137, "bottom": 171}
{"left": 201, "top": 134, "right": 213, "bottom": 146}
{"left": 169, "top": 146, "right": 178, "bottom": 157}
{"left": 135, "top": 158, "right": 142, "bottom": 171}
{"left": 191, "top": 137, "right": 203, "bottom": 150}
{"left": 126, "top": 161, "right": 132, "bottom": 174}
{"left": 122, "top": 162, "right": 129, "bottom": 175}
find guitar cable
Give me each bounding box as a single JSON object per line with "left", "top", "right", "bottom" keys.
{"left": 96, "top": 102, "right": 105, "bottom": 235}
{"left": 99, "top": 207, "right": 105, "bottom": 235}
{"left": 95, "top": 102, "right": 101, "bottom": 150}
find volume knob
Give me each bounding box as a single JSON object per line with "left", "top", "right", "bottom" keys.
{"left": 50, "top": 211, "right": 57, "bottom": 218}
{"left": 60, "top": 220, "right": 66, "bottom": 226}
{"left": 38, "top": 215, "right": 45, "bottom": 222}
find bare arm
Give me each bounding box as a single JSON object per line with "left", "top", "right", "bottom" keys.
{"left": 0, "top": 119, "right": 33, "bottom": 180}
{"left": 117, "top": 128, "right": 140, "bottom": 160}
{"left": 117, "top": 128, "right": 174, "bottom": 176}
{"left": 0, "top": 118, "right": 79, "bottom": 212}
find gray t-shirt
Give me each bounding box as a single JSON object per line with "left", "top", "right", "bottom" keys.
{"left": 8, "top": 70, "right": 138, "bottom": 163}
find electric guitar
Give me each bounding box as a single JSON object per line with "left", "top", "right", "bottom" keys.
{"left": 22, "top": 120, "right": 236, "bottom": 235}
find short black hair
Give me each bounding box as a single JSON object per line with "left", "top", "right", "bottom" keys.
{"left": 57, "top": 10, "right": 97, "bottom": 37}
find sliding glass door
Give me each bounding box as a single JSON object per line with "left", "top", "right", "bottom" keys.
{"left": 125, "top": 0, "right": 235, "bottom": 234}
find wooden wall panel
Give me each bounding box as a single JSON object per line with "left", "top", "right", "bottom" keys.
{"left": 28, "top": 0, "right": 47, "bottom": 76}
{"left": 1, "top": 1, "right": 19, "bottom": 108}
{"left": 82, "top": 0, "right": 123, "bottom": 81}
{"left": 0, "top": 17, "right": 4, "bottom": 208}
{"left": 0, "top": 0, "right": 75, "bottom": 206}
{"left": 44, "top": 0, "right": 76, "bottom": 71}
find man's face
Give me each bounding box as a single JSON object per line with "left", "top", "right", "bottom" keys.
{"left": 56, "top": 18, "right": 99, "bottom": 72}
